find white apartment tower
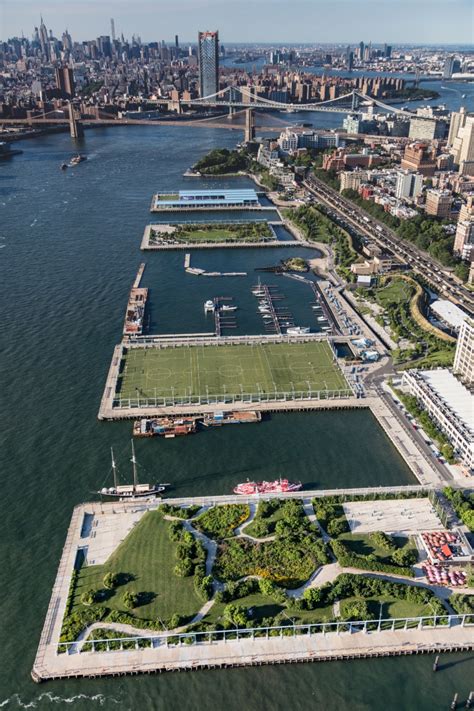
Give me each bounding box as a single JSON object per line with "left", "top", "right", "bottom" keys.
{"left": 454, "top": 318, "right": 474, "bottom": 385}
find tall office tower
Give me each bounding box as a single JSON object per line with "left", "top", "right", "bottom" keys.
{"left": 448, "top": 107, "right": 467, "bottom": 146}
{"left": 175, "top": 35, "right": 179, "bottom": 48}
{"left": 443, "top": 55, "right": 455, "bottom": 79}
{"left": 39, "top": 16, "right": 49, "bottom": 57}
{"left": 98, "top": 35, "right": 112, "bottom": 57}
{"left": 453, "top": 318, "right": 474, "bottom": 385}
{"left": 345, "top": 46, "right": 353, "bottom": 70}
{"left": 384, "top": 44, "right": 392, "bottom": 58}
{"left": 198, "top": 30, "right": 219, "bottom": 97}
{"left": 359, "top": 41, "right": 365, "bottom": 60}
{"left": 55, "top": 66, "right": 75, "bottom": 98}
{"left": 61, "top": 29, "right": 73, "bottom": 52}
{"left": 110, "top": 18, "right": 116, "bottom": 42}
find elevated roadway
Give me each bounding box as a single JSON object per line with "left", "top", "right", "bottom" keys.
{"left": 303, "top": 176, "right": 474, "bottom": 316}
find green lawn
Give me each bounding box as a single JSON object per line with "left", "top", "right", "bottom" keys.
{"left": 117, "top": 341, "right": 349, "bottom": 402}
{"left": 150, "top": 222, "right": 274, "bottom": 244}
{"left": 72, "top": 512, "right": 202, "bottom": 621}
{"left": 376, "top": 279, "right": 414, "bottom": 308}
{"left": 156, "top": 193, "right": 179, "bottom": 201}
{"left": 337, "top": 533, "right": 418, "bottom": 565}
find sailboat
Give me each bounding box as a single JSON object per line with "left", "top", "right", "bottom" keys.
{"left": 252, "top": 277, "right": 265, "bottom": 297}
{"left": 98, "top": 442, "right": 168, "bottom": 499}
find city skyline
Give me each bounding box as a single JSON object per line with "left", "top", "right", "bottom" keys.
{"left": 2, "top": 0, "right": 474, "bottom": 44}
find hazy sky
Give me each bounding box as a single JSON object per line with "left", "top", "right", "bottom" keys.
{"left": 1, "top": 0, "right": 473, "bottom": 45}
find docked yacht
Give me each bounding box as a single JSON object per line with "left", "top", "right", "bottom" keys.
{"left": 286, "top": 326, "right": 310, "bottom": 335}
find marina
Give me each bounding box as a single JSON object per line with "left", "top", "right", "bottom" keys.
{"left": 3, "top": 101, "right": 474, "bottom": 708}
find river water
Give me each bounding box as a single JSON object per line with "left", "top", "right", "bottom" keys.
{"left": 0, "top": 125, "right": 473, "bottom": 709}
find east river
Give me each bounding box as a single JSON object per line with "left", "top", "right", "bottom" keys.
{"left": 1, "top": 115, "right": 473, "bottom": 709}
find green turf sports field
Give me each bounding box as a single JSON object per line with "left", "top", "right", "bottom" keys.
{"left": 117, "top": 340, "right": 350, "bottom": 402}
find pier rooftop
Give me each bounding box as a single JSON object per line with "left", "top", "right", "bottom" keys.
{"left": 113, "top": 339, "right": 351, "bottom": 405}
{"left": 152, "top": 188, "right": 260, "bottom": 211}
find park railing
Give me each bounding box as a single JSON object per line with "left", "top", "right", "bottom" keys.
{"left": 112, "top": 387, "right": 357, "bottom": 409}
{"left": 57, "top": 614, "right": 474, "bottom": 655}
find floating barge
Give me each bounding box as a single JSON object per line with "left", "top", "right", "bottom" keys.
{"left": 123, "top": 263, "right": 148, "bottom": 336}
{"left": 133, "top": 417, "right": 198, "bottom": 438}
{"left": 203, "top": 410, "right": 262, "bottom": 426}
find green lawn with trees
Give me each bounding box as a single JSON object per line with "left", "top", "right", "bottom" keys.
{"left": 61, "top": 512, "right": 204, "bottom": 643}
{"left": 284, "top": 204, "right": 357, "bottom": 279}
{"left": 193, "top": 148, "right": 249, "bottom": 175}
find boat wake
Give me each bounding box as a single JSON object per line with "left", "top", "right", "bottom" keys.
{"left": 0, "top": 693, "right": 120, "bottom": 708}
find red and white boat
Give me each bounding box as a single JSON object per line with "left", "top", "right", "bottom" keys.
{"left": 233, "top": 478, "right": 302, "bottom": 495}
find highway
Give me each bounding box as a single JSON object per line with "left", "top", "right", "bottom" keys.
{"left": 303, "top": 175, "right": 474, "bottom": 317}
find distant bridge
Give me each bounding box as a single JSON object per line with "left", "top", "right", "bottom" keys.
{"left": 178, "top": 87, "right": 416, "bottom": 116}
{"left": 0, "top": 88, "right": 419, "bottom": 138}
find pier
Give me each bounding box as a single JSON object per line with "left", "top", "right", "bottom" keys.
{"left": 32, "top": 491, "right": 474, "bottom": 684}
{"left": 184, "top": 252, "right": 247, "bottom": 277}
{"left": 123, "top": 264, "right": 148, "bottom": 337}
{"left": 140, "top": 225, "right": 301, "bottom": 251}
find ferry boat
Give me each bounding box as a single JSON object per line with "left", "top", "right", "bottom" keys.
{"left": 133, "top": 417, "right": 198, "bottom": 438}
{"left": 204, "top": 299, "right": 215, "bottom": 312}
{"left": 233, "top": 478, "right": 302, "bottom": 495}
{"left": 70, "top": 154, "right": 87, "bottom": 166}
{"left": 97, "top": 443, "right": 169, "bottom": 499}
{"left": 286, "top": 326, "right": 310, "bottom": 335}
{"left": 203, "top": 410, "right": 262, "bottom": 426}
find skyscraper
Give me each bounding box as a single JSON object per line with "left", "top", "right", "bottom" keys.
{"left": 443, "top": 55, "right": 455, "bottom": 79}
{"left": 55, "top": 66, "right": 75, "bottom": 98}
{"left": 198, "top": 31, "right": 219, "bottom": 98}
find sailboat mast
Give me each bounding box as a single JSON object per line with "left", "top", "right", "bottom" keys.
{"left": 131, "top": 440, "right": 138, "bottom": 489}
{"left": 111, "top": 447, "right": 117, "bottom": 489}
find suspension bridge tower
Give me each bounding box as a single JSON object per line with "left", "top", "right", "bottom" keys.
{"left": 351, "top": 90, "right": 359, "bottom": 112}
{"left": 68, "top": 101, "right": 84, "bottom": 139}
{"left": 244, "top": 108, "right": 255, "bottom": 142}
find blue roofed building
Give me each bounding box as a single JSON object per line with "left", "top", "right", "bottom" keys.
{"left": 153, "top": 189, "right": 260, "bottom": 210}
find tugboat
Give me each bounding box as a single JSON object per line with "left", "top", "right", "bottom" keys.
{"left": 69, "top": 154, "right": 87, "bottom": 166}
{"left": 97, "top": 442, "right": 169, "bottom": 499}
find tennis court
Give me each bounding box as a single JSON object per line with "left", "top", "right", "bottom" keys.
{"left": 117, "top": 340, "right": 349, "bottom": 402}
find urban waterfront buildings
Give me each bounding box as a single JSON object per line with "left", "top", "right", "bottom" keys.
{"left": 425, "top": 189, "right": 453, "bottom": 218}
{"left": 402, "top": 369, "right": 473, "bottom": 470}
{"left": 395, "top": 170, "right": 423, "bottom": 201}
{"left": 454, "top": 318, "right": 474, "bottom": 385}
{"left": 198, "top": 30, "right": 219, "bottom": 98}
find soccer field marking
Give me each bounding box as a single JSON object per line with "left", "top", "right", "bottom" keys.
{"left": 118, "top": 340, "right": 348, "bottom": 401}
{"left": 218, "top": 364, "right": 244, "bottom": 378}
